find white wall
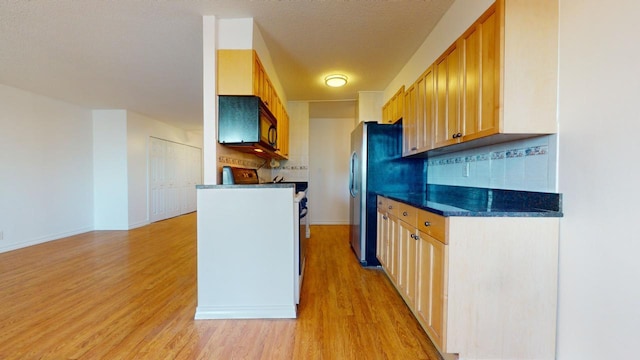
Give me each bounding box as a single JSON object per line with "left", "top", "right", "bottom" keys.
{"left": 384, "top": 0, "right": 494, "bottom": 101}
{"left": 203, "top": 16, "right": 218, "bottom": 184}
{"left": 356, "top": 91, "right": 383, "bottom": 125}
{"left": 556, "top": 0, "right": 640, "bottom": 358}
{"left": 309, "top": 117, "right": 353, "bottom": 224}
{"left": 93, "top": 110, "right": 129, "bottom": 230}
{"left": 127, "top": 111, "right": 202, "bottom": 228}
{"left": 93, "top": 109, "right": 202, "bottom": 230}
{"left": 0, "top": 84, "right": 203, "bottom": 250}
{"left": 0, "top": 84, "right": 94, "bottom": 252}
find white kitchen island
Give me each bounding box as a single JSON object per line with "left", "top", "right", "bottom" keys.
{"left": 194, "top": 184, "right": 297, "bottom": 319}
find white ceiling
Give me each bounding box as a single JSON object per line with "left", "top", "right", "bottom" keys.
{"left": 0, "top": 0, "right": 453, "bottom": 130}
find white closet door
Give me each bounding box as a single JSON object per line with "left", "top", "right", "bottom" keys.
{"left": 149, "top": 137, "right": 202, "bottom": 223}
{"left": 149, "top": 137, "right": 166, "bottom": 222}
{"left": 165, "top": 142, "right": 180, "bottom": 219}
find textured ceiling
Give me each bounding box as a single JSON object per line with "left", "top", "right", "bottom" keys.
{"left": 0, "top": 0, "right": 453, "bottom": 130}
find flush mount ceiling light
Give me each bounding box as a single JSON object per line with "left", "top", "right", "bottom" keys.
{"left": 325, "top": 74, "right": 348, "bottom": 87}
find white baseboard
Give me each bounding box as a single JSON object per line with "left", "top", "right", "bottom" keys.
{"left": 128, "top": 220, "right": 150, "bottom": 230}
{"left": 309, "top": 221, "right": 350, "bottom": 225}
{"left": 0, "top": 226, "right": 94, "bottom": 253}
{"left": 194, "top": 305, "right": 297, "bottom": 320}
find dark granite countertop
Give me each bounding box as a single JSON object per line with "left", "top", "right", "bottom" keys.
{"left": 379, "top": 185, "right": 563, "bottom": 217}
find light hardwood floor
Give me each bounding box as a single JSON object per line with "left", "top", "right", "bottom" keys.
{"left": 0, "top": 213, "right": 442, "bottom": 359}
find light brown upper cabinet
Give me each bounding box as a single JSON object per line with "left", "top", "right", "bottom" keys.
{"left": 402, "top": 0, "right": 558, "bottom": 156}
{"left": 381, "top": 86, "right": 405, "bottom": 124}
{"left": 417, "top": 67, "right": 435, "bottom": 152}
{"left": 402, "top": 83, "right": 418, "bottom": 156}
{"left": 459, "top": 6, "right": 500, "bottom": 143}
{"left": 218, "top": 49, "right": 277, "bottom": 111}
{"left": 404, "top": 66, "right": 436, "bottom": 156}
{"left": 434, "top": 5, "right": 497, "bottom": 149}
{"left": 434, "top": 43, "right": 461, "bottom": 149}
{"left": 276, "top": 102, "right": 290, "bottom": 158}
{"left": 217, "top": 49, "right": 289, "bottom": 159}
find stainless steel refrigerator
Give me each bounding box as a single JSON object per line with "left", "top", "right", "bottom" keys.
{"left": 348, "top": 121, "right": 426, "bottom": 266}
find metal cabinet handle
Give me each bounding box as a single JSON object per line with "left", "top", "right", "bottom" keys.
{"left": 388, "top": 206, "right": 393, "bottom": 210}
{"left": 424, "top": 221, "right": 431, "bottom": 227}
{"left": 410, "top": 234, "right": 416, "bottom": 239}
{"left": 383, "top": 215, "right": 388, "bottom": 220}
{"left": 403, "top": 211, "right": 408, "bottom": 216}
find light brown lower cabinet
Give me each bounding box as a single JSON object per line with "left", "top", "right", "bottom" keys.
{"left": 416, "top": 229, "right": 447, "bottom": 350}
{"left": 376, "top": 203, "right": 388, "bottom": 269}
{"left": 397, "top": 203, "right": 419, "bottom": 308}
{"left": 387, "top": 214, "right": 399, "bottom": 284}
{"left": 376, "top": 195, "right": 559, "bottom": 360}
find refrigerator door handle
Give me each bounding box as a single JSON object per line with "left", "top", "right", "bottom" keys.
{"left": 349, "top": 151, "right": 358, "bottom": 197}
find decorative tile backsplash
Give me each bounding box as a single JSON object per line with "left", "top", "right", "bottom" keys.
{"left": 270, "top": 155, "right": 310, "bottom": 182}
{"left": 217, "top": 155, "right": 264, "bottom": 168}
{"left": 272, "top": 164, "right": 309, "bottom": 171}
{"left": 428, "top": 145, "right": 548, "bottom": 167}
{"left": 427, "top": 136, "right": 557, "bottom": 192}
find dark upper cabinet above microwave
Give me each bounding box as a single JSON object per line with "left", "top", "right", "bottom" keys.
{"left": 218, "top": 96, "right": 279, "bottom": 158}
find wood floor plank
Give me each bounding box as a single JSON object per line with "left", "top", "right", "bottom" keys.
{"left": 0, "top": 213, "right": 442, "bottom": 359}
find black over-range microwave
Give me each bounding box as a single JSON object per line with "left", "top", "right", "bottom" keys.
{"left": 218, "top": 96, "right": 278, "bottom": 157}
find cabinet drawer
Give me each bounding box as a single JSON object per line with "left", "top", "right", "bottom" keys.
{"left": 398, "top": 203, "right": 418, "bottom": 227}
{"left": 386, "top": 199, "right": 400, "bottom": 218}
{"left": 417, "top": 209, "right": 447, "bottom": 244}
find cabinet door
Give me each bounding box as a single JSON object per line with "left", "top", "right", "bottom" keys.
{"left": 217, "top": 49, "right": 254, "bottom": 95}
{"left": 395, "top": 87, "right": 405, "bottom": 123}
{"left": 278, "top": 108, "right": 289, "bottom": 158}
{"left": 403, "top": 83, "right": 418, "bottom": 156}
{"left": 416, "top": 68, "right": 434, "bottom": 152}
{"left": 382, "top": 103, "right": 387, "bottom": 124}
{"left": 391, "top": 94, "right": 397, "bottom": 123}
{"left": 460, "top": 6, "right": 499, "bottom": 142}
{"left": 253, "top": 55, "right": 263, "bottom": 98}
{"left": 263, "top": 77, "right": 273, "bottom": 110}
{"left": 417, "top": 231, "right": 448, "bottom": 351}
{"left": 434, "top": 44, "right": 460, "bottom": 148}
{"left": 376, "top": 207, "right": 388, "bottom": 268}
{"left": 397, "top": 219, "right": 411, "bottom": 293}
{"left": 398, "top": 219, "right": 419, "bottom": 308}
{"left": 388, "top": 215, "right": 399, "bottom": 283}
